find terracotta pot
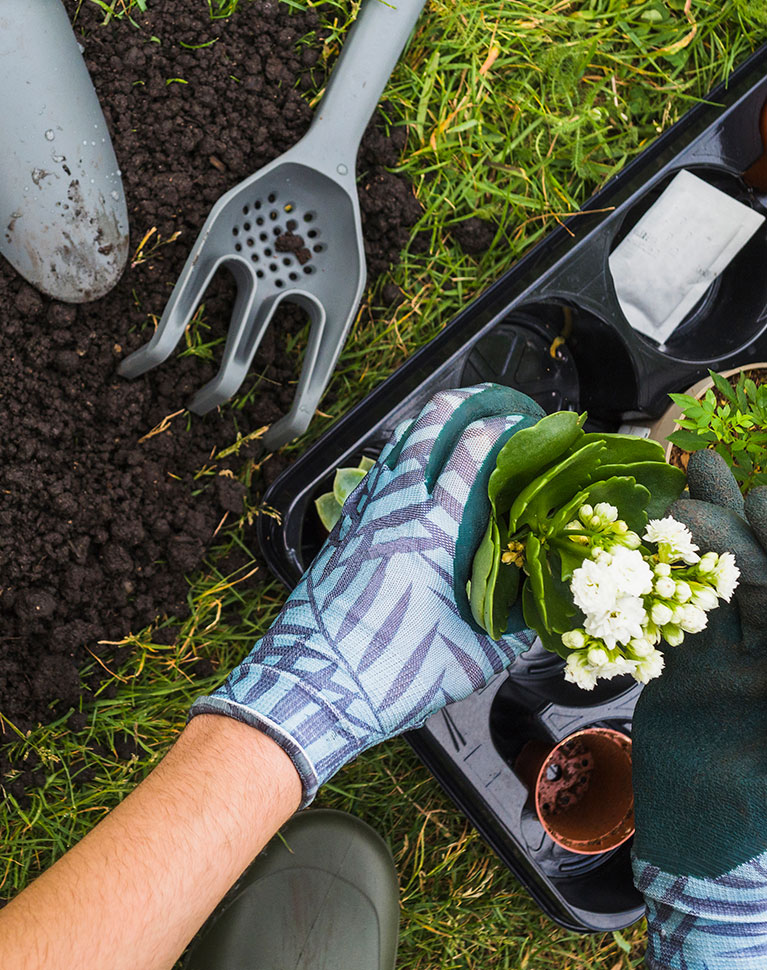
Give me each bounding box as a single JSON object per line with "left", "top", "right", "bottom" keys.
{"left": 515, "top": 728, "right": 634, "bottom": 855}
{"left": 648, "top": 362, "right": 767, "bottom": 465}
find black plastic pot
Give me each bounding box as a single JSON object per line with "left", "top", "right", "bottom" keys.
{"left": 257, "top": 44, "right": 767, "bottom": 932}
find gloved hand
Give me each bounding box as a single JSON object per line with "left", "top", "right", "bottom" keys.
{"left": 191, "top": 384, "right": 544, "bottom": 806}
{"left": 632, "top": 450, "right": 767, "bottom": 969}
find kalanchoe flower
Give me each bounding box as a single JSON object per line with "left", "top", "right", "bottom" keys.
{"left": 560, "top": 511, "right": 739, "bottom": 687}
{"left": 571, "top": 557, "right": 619, "bottom": 616}
{"left": 644, "top": 516, "right": 700, "bottom": 564}
{"left": 711, "top": 551, "right": 740, "bottom": 602}
{"left": 563, "top": 647, "right": 636, "bottom": 691}
{"left": 584, "top": 593, "right": 646, "bottom": 649}
{"left": 564, "top": 652, "right": 600, "bottom": 691}
{"left": 609, "top": 546, "right": 654, "bottom": 596}
{"left": 632, "top": 647, "right": 665, "bottom": 684}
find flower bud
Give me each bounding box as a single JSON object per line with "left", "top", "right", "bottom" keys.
{"left": 654, "top": 577, "right": 676, "bottom": 598}
{"left": 624, "top": 531, "right": 642, "bottom": 549}
{"left": 578, "top": 504, "right": 594, "bottom": 523}
{"left": 662, "top": 623, "right": 684, "bottom": 647}
{"left": 587, "top": 647, "right": 609, "bottom": 667}
{"left": 628, "top": 638, "right": 654, "bottom": 658}
{"left": 562, "top": 629, "right": 587, "bottom": 650}
{"left": 594, "top": 502, "right": 618, "bottom": 522}
{"left": 614, "top": 520, "right": 628, "bottom": 535}
{"left": 654, "top": 562, "right": 671, "bottom": 577}
{"left": 651, "top": 603, "right": 673, "bottom": 626}
{"left": 674, "top": 581, "right": 692, "bottom": 603}
{"left": 691, "top": 586, "right": 718, "bottom": 612}
{"left": 679, "top": 605, "right": 707, "bottom": 634}
{"left": 698, "top": 551, "right": 718, "bottom": 574}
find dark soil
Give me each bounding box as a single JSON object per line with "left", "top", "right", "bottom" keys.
{"left": 450, "top": 216, "right": 498, "bottom": 255}
{"left": 537, "top": 738, "right": 594, "bottom": 817}
{"left": 0, "top": 0, "right": 422, "bottom": 793}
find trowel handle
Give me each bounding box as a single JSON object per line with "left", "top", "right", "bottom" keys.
{"left": 301, "top": 0, "right": 427, "bottom": 170}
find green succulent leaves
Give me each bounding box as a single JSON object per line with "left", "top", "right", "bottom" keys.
{"left": 469, "top": 411, "right": 686, "bottom": 641}
{"left": 315, "top": 456, "right": 375, "bottom": 532}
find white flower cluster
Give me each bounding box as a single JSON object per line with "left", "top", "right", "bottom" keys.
{"left": 561, "top": 507, "right": 740, "bottom": 690}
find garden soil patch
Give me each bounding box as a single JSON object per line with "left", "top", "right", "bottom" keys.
{"left": 0, "top": 0, "right": 423, "bottom": 782}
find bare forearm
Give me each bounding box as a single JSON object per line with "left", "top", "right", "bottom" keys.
{"left": 0, "top": 714, "right": 301, "bottom": 970}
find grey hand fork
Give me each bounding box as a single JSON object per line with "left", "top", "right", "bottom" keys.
{"left": 119, "top": 0, "right": 427, "bottom": 450}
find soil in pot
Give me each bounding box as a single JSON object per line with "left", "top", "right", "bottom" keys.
{"left": 0, "top": 0, "right": 429, "bottom": 783}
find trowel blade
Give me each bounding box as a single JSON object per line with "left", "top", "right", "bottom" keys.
{"left": 0, "top": 0, "right": 129, "bottom": 303}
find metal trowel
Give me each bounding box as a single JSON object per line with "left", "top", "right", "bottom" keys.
{"left": 0, "top": 0, "right": 129, "bottom": 303}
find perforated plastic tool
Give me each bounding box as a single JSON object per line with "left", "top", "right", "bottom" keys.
{"left": 0, "top": 0, "right": 129, "bottom": 302}
{"left": 118, "top": 0, "right": 426, "bottom": 450}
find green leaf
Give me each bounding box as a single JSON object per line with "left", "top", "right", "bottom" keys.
{"left": 333, "top": 468, "right": 366, "bottom": 506}
{"left": 508, "top": 441, "right": 605, "bottom": 534}
{"left": 315, "top": 493, "right": 343, "bottom": 532}
{"left": 709, "top": 370, "right": 737, "bottom": 403}
{"left": 668, "top": 392, "right": 699, "bottom": 410}
{"left": 525, "top": 535, "right": 578, "bottom": 634}
{"left": 549, "top": 534, "right": 591, "bottom": 581}
{"left": 484, "top": 537, "right": 521, "bottom": 641}
{"left": 579, "top": 432, "right": 665, "bottom": 464}
{"left": 667, "top": 429, "right": 714, "bottom": 451}
{"left": 593, "top": 462, "right": 685, "bottom": 518}
{"left": 521, "top": 581, "right": 571, "bottom": 659}
{"left": 469, "top": 518, "right": 497, "bottom": 631}
{"left": 358, "top": 456, "right": 375, "bottom": 472}
{"left": 489, "top": 410, "right": 586, "bottom": 515}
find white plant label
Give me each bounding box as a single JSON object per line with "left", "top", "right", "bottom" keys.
{"left": 608, "top": 169, "right": 765, "bottom": 345}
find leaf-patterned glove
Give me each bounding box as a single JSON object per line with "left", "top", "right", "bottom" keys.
{"left": 190, "top": 384, "right": 544, "bottom": 806}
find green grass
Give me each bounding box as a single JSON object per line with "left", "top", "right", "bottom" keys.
{"left": 3, "top": 1, "right": 766, "bottom": 966}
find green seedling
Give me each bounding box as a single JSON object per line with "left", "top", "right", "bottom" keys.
{"left": 668, "top": 369, "right": 767, "bottom": 494}
{"left": 315, "top": 456, "right": 375, "bottom": 532}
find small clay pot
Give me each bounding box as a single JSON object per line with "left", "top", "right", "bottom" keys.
{"left": 648, "top": 363, "right": 767, "bottom": 467}
{"left": 515, "top": 728, "right": 634, "bottom": 855}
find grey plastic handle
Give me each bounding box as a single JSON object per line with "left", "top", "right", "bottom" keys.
{"left": 301, "top": 0, "right": 427, "bottom": 169}
{"left": 0, "top": 0, "right": 129, "bottom": 302}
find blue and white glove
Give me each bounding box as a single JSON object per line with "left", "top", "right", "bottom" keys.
{"left": 190, "top": 384, "right": 544, "bottom": 806}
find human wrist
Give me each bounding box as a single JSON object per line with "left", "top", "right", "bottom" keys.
{"left": 180, "top": 712, "right": 302, "bottom": 814}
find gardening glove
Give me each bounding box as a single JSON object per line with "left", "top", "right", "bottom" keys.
{"left": 632, "top": 449, "right": 767, "bottom": 969}
{"left": 190, "top": 384, "right": 544, "bottom": 806}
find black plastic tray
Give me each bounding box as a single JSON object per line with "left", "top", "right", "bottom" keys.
{"left": 257, "top": 45, "right": 767, "bottom": 932}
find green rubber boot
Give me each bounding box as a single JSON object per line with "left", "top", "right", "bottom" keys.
{"left": 184, "top": 810, "right": 399, "bottom": 970}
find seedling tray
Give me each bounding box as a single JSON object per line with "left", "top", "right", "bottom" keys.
{"left": 257, "top": 45, "right": 767, "bottom": 932}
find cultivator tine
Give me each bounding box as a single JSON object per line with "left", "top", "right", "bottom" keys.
{"left": 118, "top": 244, "right": 225, "bottom": 380}
{"left": 189, "top": 288, "right": 284, "bottom": 415}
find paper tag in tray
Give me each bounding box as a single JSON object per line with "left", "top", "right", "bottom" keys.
{"left": 608, "top": 169, "right": 765, "bottom": 346}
